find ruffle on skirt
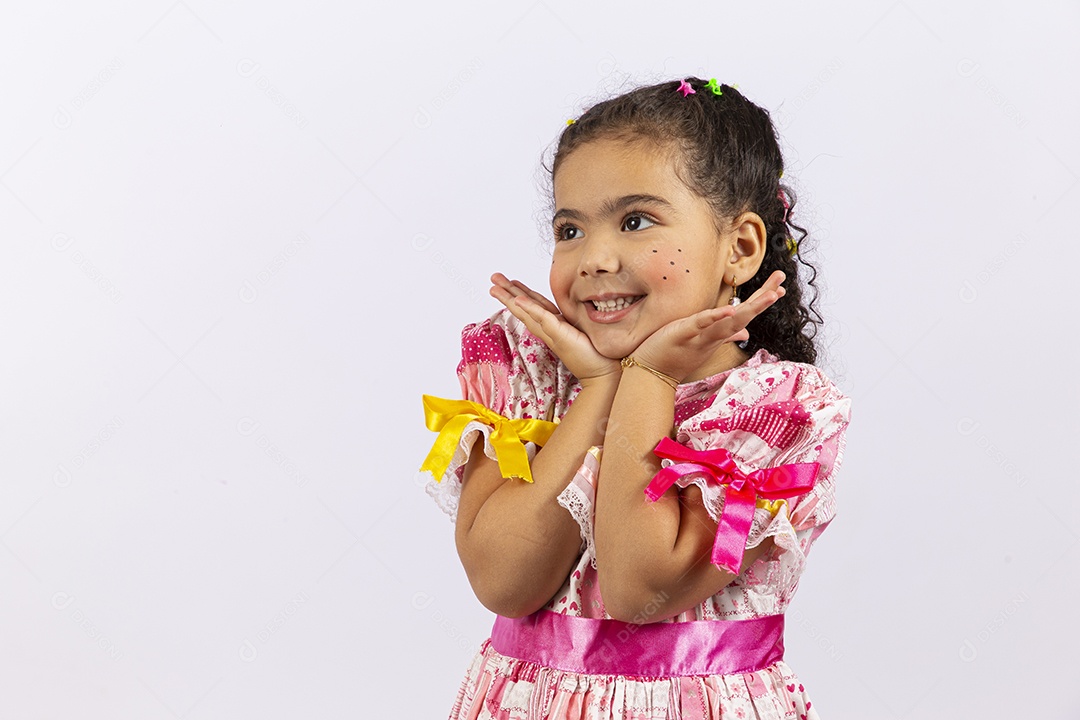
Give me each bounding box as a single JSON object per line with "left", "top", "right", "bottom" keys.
{"left": 448, "top": 638, "right": 821, "bottom": 720}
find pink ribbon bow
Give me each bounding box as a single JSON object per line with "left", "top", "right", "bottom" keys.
{"left": 645, "top": 437, "right": 820, "bottom": 575}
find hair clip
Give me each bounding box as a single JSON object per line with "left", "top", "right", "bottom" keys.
{"left": 566, "top": 118, "right": 576, "bottom": 125}
{"left": 677, "top": 79, "right": 696, "bottom": 97}
{"left": 704, "top": 78, "right": 723, "bottom": 95}
{"left": 777, "top": 188, "right": 791, "bottom": 223}
{"left": 786, "top": 236, "right": 799, "bottom": 257}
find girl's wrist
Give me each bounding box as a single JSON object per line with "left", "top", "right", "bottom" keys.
{"left": 619, "top": 355, "right": 679, "bottom": 390}
{"left": 578, "top": 370, "right": 622, "bottom": 392}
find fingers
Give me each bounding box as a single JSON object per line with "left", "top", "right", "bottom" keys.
{"left": 744, "top": 271, "right": 786, "bottom": 305}
{"left": 686, "top": 271, "right": 786, "bottom": 343}
{"left": 491, "top": 272, "right": 528, "bottom": 302}
{"left": 729, "top": 271, "right": 785, "bottom": 322}
{"left": 514, "top": 295, "right": 569, "bottom": 344}
{"left": 694, "top": 306, "right": 736, "bottom": 329}
{"left": 491, "top": 273, "right": 562, "bottom": 316}
{"left": 489, "top": 283, "right": 560, "bottom": 348}
{"left": 509, "top": 279, "right": 561, "bottom": 316}
{"left": 489, "top": 280, "right": 541, "bottom": 331}
{"left": 693, "top": 307, "right": 748, "bottom": 345}
{"left": 488, "top": 279, "right": 561, "bottom": 343}
{"left": 508, "top": 294, "right": 592, "bottom": 367}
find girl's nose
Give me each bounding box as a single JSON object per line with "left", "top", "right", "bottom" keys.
{"left": 578, "top": 235, "right": 621, "bottom": 277}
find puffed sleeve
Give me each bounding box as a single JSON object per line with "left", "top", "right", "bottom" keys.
{"left": 671, "top": 356, "right": 852, "bottom": 586}
{"left": 421, "top": 308, "right": 580, "bottom": 523}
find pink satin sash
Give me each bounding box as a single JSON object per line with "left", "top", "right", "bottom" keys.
{"left": 490, "top": 608, "right": 784, "bottom": 677}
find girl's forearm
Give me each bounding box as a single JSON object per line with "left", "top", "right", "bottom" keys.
{"left": 464, "top": 375, "right": 620, "bottom": 616}
{"left": 593, "top": 366, "right": 681, "bottom": 619}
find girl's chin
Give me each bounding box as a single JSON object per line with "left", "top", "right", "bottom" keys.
{"left": 587, "top": 337, "right": 639, "bottom": 362}
{"left": 578, "top": 316, "right": 663, "bottom": 361}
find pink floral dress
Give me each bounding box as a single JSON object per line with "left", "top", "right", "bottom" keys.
{"left": 424, "top": 309, "right": 852, "bottom": 719}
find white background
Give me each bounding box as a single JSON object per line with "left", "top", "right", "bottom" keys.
{"left": 2, "top": 1, "right": 1077, "bottom": 718}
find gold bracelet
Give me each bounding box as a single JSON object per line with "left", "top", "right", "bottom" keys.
{"left": 620, "top": 356, "right": 679, "bottom": 389}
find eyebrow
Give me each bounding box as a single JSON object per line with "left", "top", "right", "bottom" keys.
{"left": 552, "top": 194, "right": 675, "bottom": 226}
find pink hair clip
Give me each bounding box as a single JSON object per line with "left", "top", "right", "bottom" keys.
{"left": 676, "top": 79, "right": 695, "bottom": 97}
{"left": 778, "top": 188, "right": 798, "bottom": 256}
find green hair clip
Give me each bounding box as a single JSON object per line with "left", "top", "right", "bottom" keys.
{"left": 704, "top": 78, "right": 723, "bottom": 95}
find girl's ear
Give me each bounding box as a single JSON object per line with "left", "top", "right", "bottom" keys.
{"left": 726, "top": 211, "right": 768, "bottom": 279}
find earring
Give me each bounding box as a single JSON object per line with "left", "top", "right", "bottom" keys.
{"left": 729, "top": 275, "right": 740, "bottom": 306}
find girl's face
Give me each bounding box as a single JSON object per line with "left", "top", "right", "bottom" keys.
{"left": 549, "top": 137, "right": 741, "bottom": 361}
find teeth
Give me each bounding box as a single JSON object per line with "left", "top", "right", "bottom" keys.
{"left": 591, "top": 296, "right": 641, "bottom": 311}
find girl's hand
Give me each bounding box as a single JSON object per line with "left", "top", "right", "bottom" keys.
{"left": 631, "top": 271, "right": 788, "bottom": 383}
{"left": 489, "top": 273, "right": 621, "bottom": 385}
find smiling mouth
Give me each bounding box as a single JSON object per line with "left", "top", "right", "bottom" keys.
{"left": 589, "top": 296, "right": 645, "bottom": 312}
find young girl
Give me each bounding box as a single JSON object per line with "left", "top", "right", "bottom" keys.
{"left": 420, "top": 77, "right": 851, "bottom": 719}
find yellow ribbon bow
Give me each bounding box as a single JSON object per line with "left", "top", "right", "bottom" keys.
{"left": 420, "top": 395, "right": 558, "bottom": 483}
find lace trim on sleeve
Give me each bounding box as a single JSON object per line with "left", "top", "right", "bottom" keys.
{"left": 746, "top": 504, "right": 809, "bottom": 592}
{"left": 555, "top": 447, "right": 601, "bottom": 569}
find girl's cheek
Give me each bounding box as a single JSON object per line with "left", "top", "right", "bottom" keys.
{"left": 549, "top": 261, "right": 573, "bottom": 307}
{"left": 642, "top": 247, "right": 690, "bottom": 283}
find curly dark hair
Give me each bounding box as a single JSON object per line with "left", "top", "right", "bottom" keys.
{"left": 544, "top": 77, "right": 823, "bottom": 365}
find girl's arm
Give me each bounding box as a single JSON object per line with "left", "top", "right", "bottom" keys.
{"left": 455, "top": 373, "right": 619, "bottom": 618}
{"left": 455, "top": 274, "right": 623, "bottom": 618}
{"left": 593, "top": 370, "right": 774, "bottom": 623}
{"left": 594, "top": 274, "right": 789, "bottom": 623}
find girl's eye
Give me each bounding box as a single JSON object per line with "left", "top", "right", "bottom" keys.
{"left": 555, "top": 223, "right": 582, "bottom": 241}
{"left": 622, "top": 214, "right": 656, "bottom": 232}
